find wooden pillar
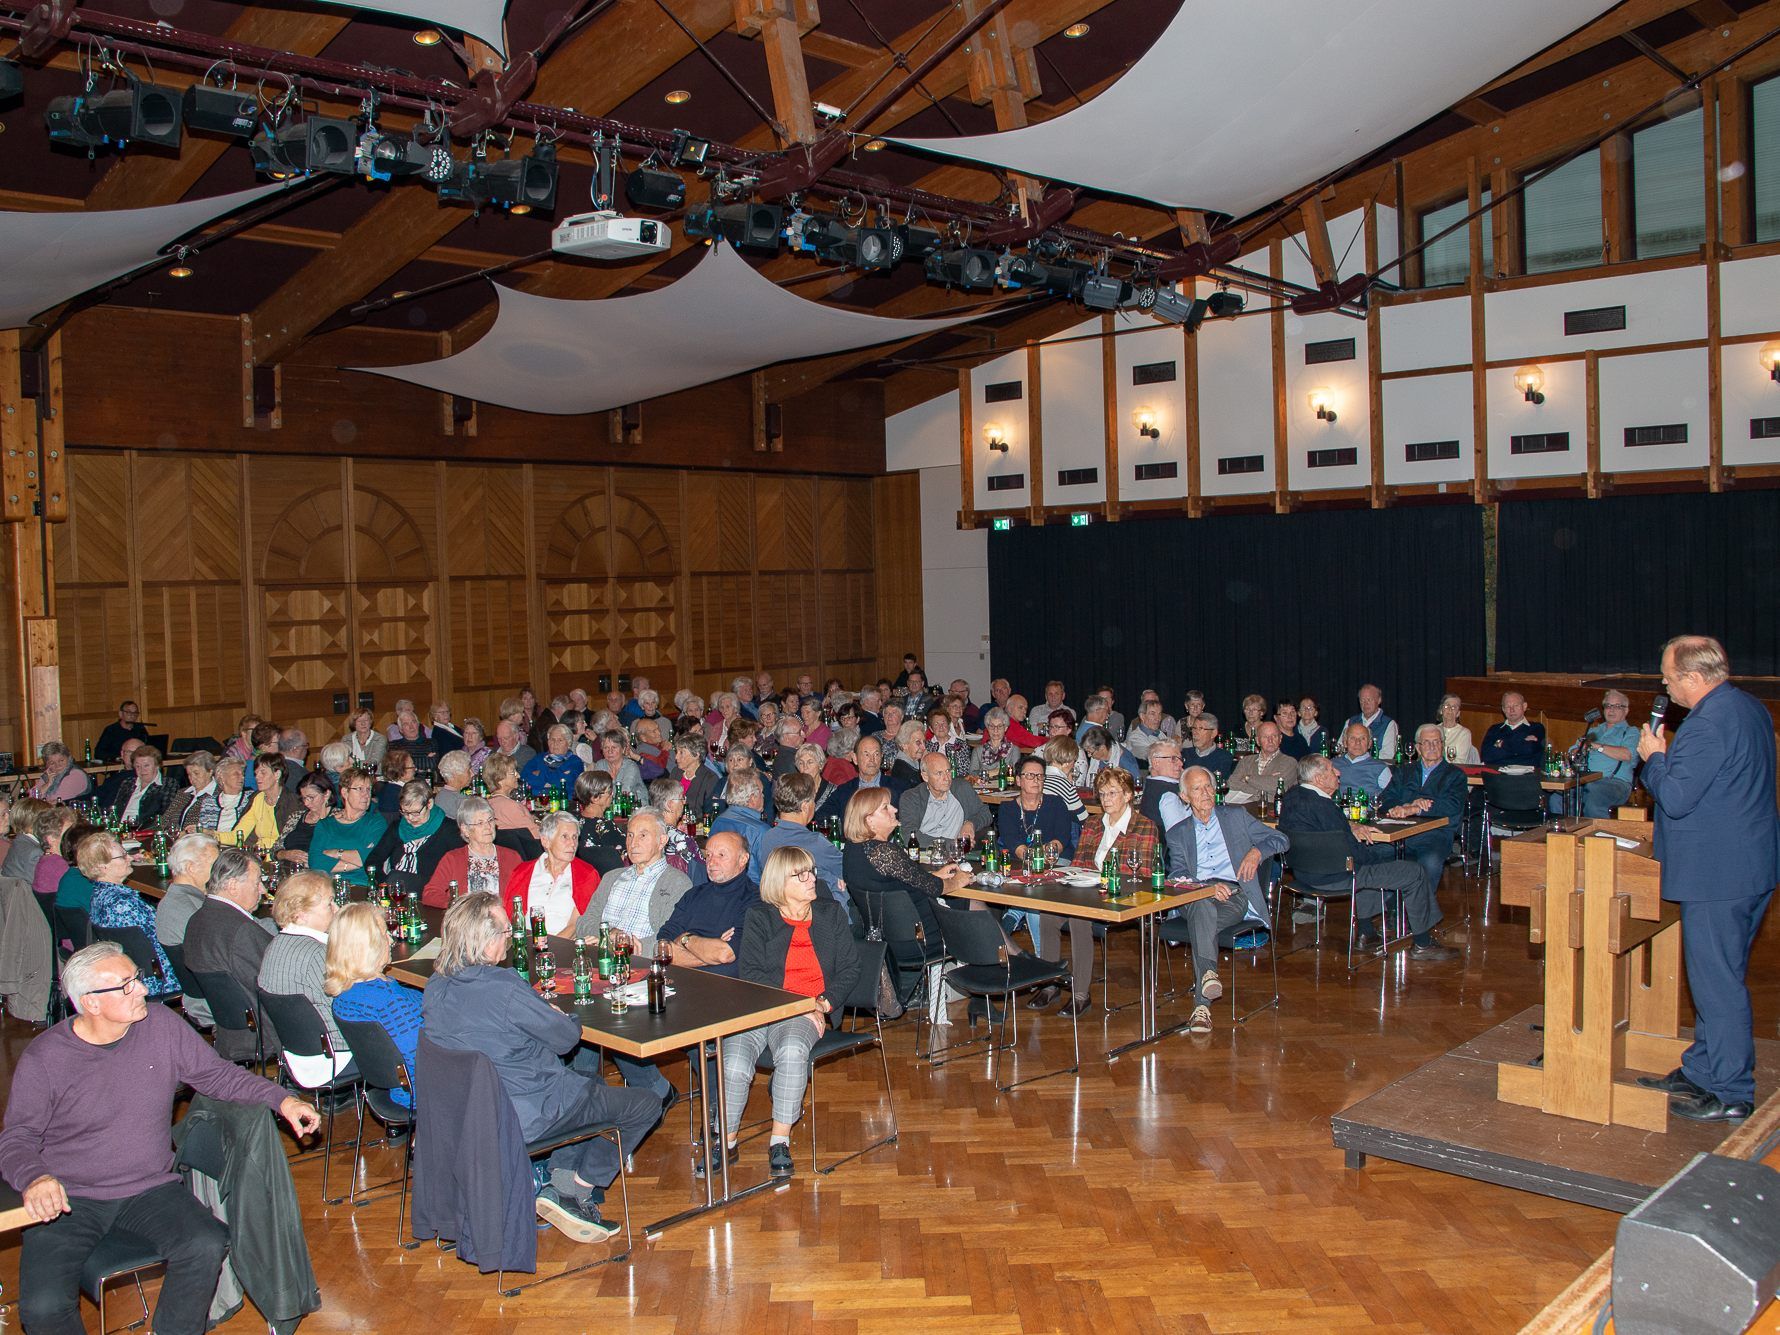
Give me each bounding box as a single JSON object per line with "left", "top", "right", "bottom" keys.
{"left": 1183, "top": 316, "right": 1203, "bottom": 518}
{"left": 1101, "top": 314, "right": 1121, "bottom": 522}
{"left": 1025, "top": 343, "right": 1044, "bottom": 525}
{"left": 1269, "top": 240, "right": 1291, "bottom": 512}
{"left": 1, "top": 330, "right": 63, "bottom": 754}
{"left": 1364, "top": 199, "right": 1386, "bottom": 508}
{"left": 1468, "top": 158, "right": 1491, "bottom": 503}
{"left": 957, "top": 368, "right": 976, "bottom": 529}
{"left": 1704, "top": 77, "right": 1726, "bottom": 492}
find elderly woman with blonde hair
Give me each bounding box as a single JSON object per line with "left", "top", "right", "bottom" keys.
{"left": 327, "top": 902, "right": 422, "bottom": 1106}
{"left": 257, "top": 871, "right": 353, "bottom": 1085}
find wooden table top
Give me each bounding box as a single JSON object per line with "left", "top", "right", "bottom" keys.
{"left": 1359, "top": 816, "right": 1451, "bottom": 843}
{"left": 949, "top": 874, "right": 1216, "bottom": 923}
{"left": 389, "top": 946, "right": 815, "bottom": 1059}
{"left": 1464, "top": 770, "right": 1601, "bottom": 791}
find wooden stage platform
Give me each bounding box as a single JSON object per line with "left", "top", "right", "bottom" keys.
{"left": 1332, "top": 1004, "right": 1780, "bottom": 1213}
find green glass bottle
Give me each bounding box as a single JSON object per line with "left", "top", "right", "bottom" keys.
{"left": 573, "top": 938, "right": 592, "bottom": 1000}
{"left": 596, "top": 922, "right": 614, "bottom": 981}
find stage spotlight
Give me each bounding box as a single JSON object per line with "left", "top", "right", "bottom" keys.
{"left": 889, "top": 224, "right": 943, "bottom": 264}
{"left": 1004, "top": 253, "right": 1090, "bottom": 297}
{"left": 1206, "top": 290, "right": 1245, "bottom": 318}
{"left": 46, "top": 76, "right": 183, "bottom": 152}
{"left": 359, "top": 131, "right": 452, "bottom": 183}
{"left": 252, "top": 116, "right": 359, "bottom": 175}
{"left": 924, "top": 246, "right": 999, "bottom": 290}
{"left": 1075, "top": 270, "right": 1131, "bottom": 310}
{"left": 182, "top": 83, "right": 258, "bottom": 138}
{"left": 1144, "top": 286, "right": 1203, "bottom": 326}
{"left": 0, "top": 60, "right": 23, "bottom": 104}
{"left": 685, "top": 201, "right": 784, "bottom": 252}
{"left": 800, "top": 216, "right": 895, "bottom": 270}
{"left": 625, "top": 167, "right": 686, "bottom": 212}
{"left": 477, "top": 142, "right": 558, "bottom": 213}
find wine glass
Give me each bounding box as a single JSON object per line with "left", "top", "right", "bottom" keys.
{"left": 608, "top": 952, "right": 632, "bottom": 1014}
{"left": 1123, "top": 847, "right": 1140, "bottom": 883}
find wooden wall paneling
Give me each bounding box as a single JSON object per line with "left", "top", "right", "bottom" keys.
{"left": 52, "top": 451, "right": 135, "bottom": 746}
{"left": 871, "top": 471, "right": 923, "bottom": 679}
{"left": 535, "top": 466, "right": 614, "bottom": 700}
{"left": 607, "top": 468, "right": 682, "bottom": 697}
{"left": 1469, "top": 158, "right": 1491, "bottom": 502}
{"left": 1366, "top": 204, "right": 1387, "bottom": 506}
{"left": 237, "top": 454, "right": 266, "bottom": 718}
{"left": 0, "top": 525, "right": 21, "bottom": 757}
{"left": 682, "top": 472, "right": 757, "bottom": 698}
{"left": 1705, "top": 77, "right": 1727, "bottom": 490}
{"left": 431, "top": 462, "right": 451, "bottom": 705}
{"left": 1718, "top": 72, "right": 1752, "bottom": 246}
{"left": 751, "top": 475, "right": 820, "bottom": 678}
{"left": 1183, "top": 321, "right": 1202, "bottom": 518}
{"left": 347, "top": 460, "right": 437, "bottom": 726}
{"left": 442, "top": 463, "right": 532, "bottom": 727}
{"left": 1102, "top": 313, "right": 1121, "bottom": 521}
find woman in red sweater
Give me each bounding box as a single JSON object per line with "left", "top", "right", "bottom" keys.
{"left": 501, "top": 810, "right": 599, "bottom": 934}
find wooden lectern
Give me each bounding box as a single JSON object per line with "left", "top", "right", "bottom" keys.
{"left": 1495, "top": 819, "right": 1688, "bottom": 1132}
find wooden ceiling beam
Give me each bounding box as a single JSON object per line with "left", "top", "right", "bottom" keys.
{"left": 246, "top": 0, "right": 736, "bottom": 368}
{"left": 735, "top": 0, "right": 820, "bottom": 145}
{"left": 80, "top": 11, "right": 350, "bottom": 212}
{"left": 1476, "top": 0, "right": 1713, "bottom": 95}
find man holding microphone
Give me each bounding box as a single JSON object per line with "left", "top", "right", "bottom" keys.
{"left": 1635, "top": 635, "right": 1779, "bottom": 1122}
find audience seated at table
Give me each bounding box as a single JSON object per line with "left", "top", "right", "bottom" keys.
{"left": 421, "top": 892, "right": 660, "bottom": 1243}
{"left": 94, "top": 699, "right": 150, "bottom": 764}
{"left": 1279, "top": 755, "right": 1455, "bottom": 960}
{"left": 1379, "top": 725, "right": 1469, "bottom": 901}
{"left": 1436, "top": 694, "right": 1477, "bottom": 764}
{"left": 370, "top": 779, "right": 464, "bottom": 897}
{"left": 996, "top": 756, "right": 1079, "bottom": 870}
{"left": 481, "top": 753, "right": 540, "bottom": 840}
{"left": 423, "top": 794, "right": 518, "bottom": 907}
{"left": 236, "top": 753, "right": 300, "bottom": 854}
{"left": 210, "top": 756, "right": 252, "bottom": 844}
{"left": 574, "top": 809, "right": 690, "bottom": 956}
{"left": 184, "top": 846, "right": 281, "bottom": 1062}
{"left": 0, "top": 941, "right": 319, "bottom": 1335}
{"left": 897, "top": 752, "right": 991, "bottom": 854}
{"left": 1577, "top": 689, "right": 1638, "bottom": 817}
{"left": 1226, "top": 722, "right": 1301, "bottom": 801}
{"left": 307, "top": 767, "right": 388, "bottom": 888}
{"left": 31, "top": 806, "right": 77, "bottom": 911}
{"left": 85, "top": 832, "right": 179, "bottom": 997}
{"left": 99, "top": 744, "right": 175, "bottom": 828}
{"left": 1480, "top": 691, "right": 1546, "bottom": 767}
{"left": 1, "top": 797, "right": 48, "bottom": 886}
{"left": 1183, "top": 714, "right": 1235, "bottom": 782}
{"left": 154, "top": 833, "right": 220, "bottom": 1025}
{"left": 1038, "top": 737, "right": 1089, "bottom": 823}
{"left": 1158, "top": 766, "right": 1290, "bottom": 1034}
{"left": 1345, "top": 684, "right": 1399, "bottom": 759}
{"left": 258, "top": 872, "right": 356, "bottom": 1086}
{"left": 1122, "top": 696, "right": 1176, "bottom": 765}
{"left": 719, "top": 846, "right": 861, "bottom": 1182}
{"left": 326, "top": 902, "right": 422, "bottom": 1108}
{"left": 1334, "top": 723, "right": 1392, "bottom": 797}
{"left": 27, "top": 741, "right": 89, "bottom": 804}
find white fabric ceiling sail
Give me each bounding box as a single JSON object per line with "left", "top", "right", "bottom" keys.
{"left": 353, "top": 243, "right": 985, "bottom": 415}
{"left": 0, "top": 183, "right": 291, "bottom": 331}
{"left": 318, "top": 0, "right": 508, "bottom": 54}
{"left": 892, "top": 0, "right": 1618, "bottom": 217}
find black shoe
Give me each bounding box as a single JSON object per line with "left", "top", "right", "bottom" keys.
{"left": 1408, "top": 941, "right": 1460, "bottom": 962}
{"left": 1670, "top": 1091, "right": 1753, "bottom": 1123}
{"left": 1059, "top": 994, "right": 1093, "bottom": 1018}
{"left": 1353, "top": 933, "right": 1382, "bottom": 955}
{"left": 1635, "top": 1068, "right": 1708, "bottom": 1098}
{"left": 660, "top": 1088, "right": 683, "bottom": 1115}
{"left": 1026, "top": 985, "right": 1061, "bottom": 1011}
{"left": 534, "top": 1186, "right": 620, "bottom": 1242}
{"left": 691, "top": 1141, "right": 740, "bottom": 1180}
{"left": 767, "top": 1141, "right": 794, "bottom": 1180}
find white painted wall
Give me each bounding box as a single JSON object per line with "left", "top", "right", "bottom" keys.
{"left": 1198, "top": 249, "right": 1277, "bottom": 497}
{"left": 1038, "top": 318, "right": 1109, "bottom": 504}
{"left": 1112, "top": 308, "right": 1191, "bottom": 502}
{"left": 1381, "top": 371, "right": 1474, "bottom": 486}
{"left": 969, "top": 350, "right": 1030, "bottom": 512}
{"left": 1598, "top": 348, "right": 1709, "bottom": 473}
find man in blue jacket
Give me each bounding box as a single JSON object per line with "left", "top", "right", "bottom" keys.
{"left": 1635, "top": 635, "right": 1779, "bottom": 1122}
{"left": 1379, "top": 724, "right": 1469, "bottom": 899}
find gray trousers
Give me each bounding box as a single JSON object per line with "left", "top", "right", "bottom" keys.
{"left": 722, "top": 1013, "right": 824, "bottom": 1135}
{"left": 1035, "top": 914, "right": 1093, "bottom": 995}
{"left": 1175, "top": 894, "right": 1251, "bottom": 1004}
{"left": 1353, "top": 859, "right": 1439, "bottom": 936}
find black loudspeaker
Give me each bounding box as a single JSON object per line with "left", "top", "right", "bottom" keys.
{"left": 625, "top": 167, "right": 685, "bottom": 212}
{"left": 183, "top": 84, "right": 259, "bottom": 138}
{"left": 1612, "top": 1153, "right": 1780, "bottom": 1335}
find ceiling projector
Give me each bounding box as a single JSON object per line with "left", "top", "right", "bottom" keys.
{"left": 551, "top": 210, "right": 672, "bottom": 260}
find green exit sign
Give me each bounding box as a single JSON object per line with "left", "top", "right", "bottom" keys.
{"left": 1070, "top": 512, "right": 1092, "bottom": 527}
{"left": 991, "top": 517, "right": 1012, "bottom": 531}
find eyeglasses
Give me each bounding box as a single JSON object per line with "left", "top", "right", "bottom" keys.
{"left": 86, "top": 973, "right": 146, "bottom": 998}
{"left": 789, "top": 867, "right": 817, "bottom": 881}
{"left": 400, "top": 803, "right": 429, "bottom": 816}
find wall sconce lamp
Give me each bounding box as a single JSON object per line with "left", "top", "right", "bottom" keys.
{"left": 1760, "top": 343, "right": 1780, "bottom": 384}
{"left": 1307, "top": 388, "right": 1337, "bottom": 423}
{"left": 1131, "top": 406, "right": 1160, "bottom": 439}
{"left": 1514, "top": 365, "right": 1546, "bottom": 405}
{"left": 983, "top": 422, "right": 1009, "bottom": 453}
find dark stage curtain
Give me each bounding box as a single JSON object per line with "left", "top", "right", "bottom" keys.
{"left": 987, "top": 505, "right": 1486, "bottom": 735}
{"left": 1496, "top": 491, "right": 1780, "bottom": 677}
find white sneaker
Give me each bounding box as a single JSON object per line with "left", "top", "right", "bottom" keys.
{"left": 1198, "top": 970, "right": 1224, "bottom": 1002}
{"left": 1189, "top": 1004, "right": 1213, "bottom": 1034}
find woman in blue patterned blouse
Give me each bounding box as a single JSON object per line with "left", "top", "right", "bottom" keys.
{"left": 82, "top": 832, "right": 178, "bottom": 997}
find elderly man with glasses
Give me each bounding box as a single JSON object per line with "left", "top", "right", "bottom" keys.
{"left": 0, "top": 941, "right": 319, "bottom": 1335}
{"left": 1576, "top": 691, "right": 1639, "bottom": 817}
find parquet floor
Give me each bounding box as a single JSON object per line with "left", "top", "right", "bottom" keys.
{"left": 3, "top": 866, "right": 1777, "bottom": 1335}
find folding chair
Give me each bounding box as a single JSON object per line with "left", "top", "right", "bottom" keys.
{"left": 257, "top": 989, "right": 362, "bottom": 1205}
{"left": 333, "top": 1016, "right": 416, "bottom": 1246}
{"left": 931, "top": 905, "right": 1078, "bottom": 1092}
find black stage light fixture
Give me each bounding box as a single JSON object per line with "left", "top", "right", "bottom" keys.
{"left": 435, "top": 159, "right": 489, "bottom": 207}
{"left": 800, "top": 216, "right": 895, "bottom": 270}
{"left": 1144, "top": 286, "right": 1202, "bottom": 325}
{"left": 668, "top": 129, "right": 709, "bottom": 168}
{"left": 1005, "top": 253, "right": 1090, "bottom": 297}
{"left": 477, "top": 142, "right": 558, "bottom": 213}
{"left": 47, "top": 77, "right": 183, "bottom": 151}
{"left": 358, "top": 130, "right": 438, "bottom": 182}
{"left": 625, "top": 167, "right": 686, "bottom": 212}
{"left": 925, "top": 246, "right": 999, "bottom": 290}
{"left": 0, "top": 60, "right": 22, "bottom": 104}
{"left": 182, "top": 83, "right": 258, "bottom": 138}
{"left": 889, "top": 224, "right": 943, "bottom": 265}
{"left": 1206, "top": 290, "right": 1245, "bottom": 318}
{"left": 260, "top": 115, "right": 359, "bottom": 174}
{"left": 686, "top": 201, "right": 784, "bottom": 252}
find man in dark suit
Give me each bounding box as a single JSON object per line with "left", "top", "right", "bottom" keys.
{"left": 1158, "top": 766, "right": 1289, "bottom": 1034}
{"left": 1281, "top": 755, "right": 1454, "bottom": 959}
{"left": 1378, "top": 724, "right": 1470, "bottom": 897}
{"left": 1635, "top": 635, "right": 1779, "bottom": 1122}
{"left": 181, "top": 847, "right": 280, "bottom": 1062}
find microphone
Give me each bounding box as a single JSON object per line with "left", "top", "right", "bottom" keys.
{"left": 1648, "top": 694, "right": 1670, "bottom": 732}
{"left": 1580, "top": 708, "right": 1602, "bottom": 726}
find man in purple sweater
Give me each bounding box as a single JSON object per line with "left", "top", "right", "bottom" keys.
{"left": 0, "top": 941, "right": 320, "bottom": 1335}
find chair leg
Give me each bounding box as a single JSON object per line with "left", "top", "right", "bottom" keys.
{"left": 500, "top": 1128, "right": 631, "bottom": 1296}
{"left": 321, "top": 1099, "right": 341, "bottom": 1205}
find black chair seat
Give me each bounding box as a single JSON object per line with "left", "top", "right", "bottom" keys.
{"left": 80, "top": 1229, "right": 163, "bottom": 1301}
{"left": 944, "top": 955, "right": 1069, "bottom": 996}
{"left": 363, "top": 1087, "right": 415, "bottom": 1126}
{"left": 1216, "top": 923, "right": 1270, "bottom": 951}
{"left": 1282, "top": 877, "right": 1354, "bottom": 901}
{"left": 756, "top": 1028, "right": 880, "bottom": 1071}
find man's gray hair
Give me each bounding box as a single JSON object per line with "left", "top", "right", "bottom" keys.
{"left": 539, "top": 809, "right": 579, "bottom": 842}
{"left": 627, "top": 807, "right": 667, "bottom": 838}
{"left": 1415, "top": 723, "right": 1443, "bottom": 745}
{"left": 206, "top": 846, "right": 256, "bottom": 896}
{"left": 437, "top": 892, "right": 505, "bottom": 976}
{"left": 1194, "top": 712, "right": 1220, "bottom": 731}
{"left": 280, "top": 728, "right": 308, "bottom": 756}
{"left": 1299, "top": 754, "right": 1334, "bottom": 785}
{"left": 455, "top": 795, "right": 494, "bottom": 834}
{"left": 1602, "top": 689, "right": 1630, "bottom": 708}
{"left": 1181, "top": 765, "right": 1214, "bottom": 794}
{"left": 63, "top": 940, "right": 127, "bottom": 1006}
{"left": 437, "top": 749, "right": 471, "bottom": 781}
{"left": 778, "top": 716, "right": 804, "bottom": 740}
{"left": 167, "top": 832, "right": 219, "bottom": 876}
{"left": 1083, "top": 693, "right": 1109, "bottom": 715}
{"left": 826, "top": 726, "right": 858, "bottom": 759}
{"left": 727, "top": 773, "right": 763, "bottom": 805}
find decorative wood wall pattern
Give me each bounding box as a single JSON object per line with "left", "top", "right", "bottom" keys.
{"left": 36, "top": 450, "right": 917, "bottom": 759}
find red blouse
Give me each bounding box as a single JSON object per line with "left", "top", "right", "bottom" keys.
{"left": 780, "top": 916, "right": 826, "bottom": 999}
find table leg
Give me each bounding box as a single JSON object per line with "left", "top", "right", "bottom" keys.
{"left": 1110, "top": 911, "right": 1194, "bottom": 1060}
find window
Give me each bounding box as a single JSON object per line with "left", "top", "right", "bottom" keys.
{"left": 1754, "top": 73, "right": 1780, "bottom": 242}
{"left": 1418, "top": 193, "right": 1489, "bottom": 286}
{"left": 1632, "top": 106, "right": 1704, "bottom": 258}
{"left": 1522, "top": 153, "right": 1602, "bottom": 273}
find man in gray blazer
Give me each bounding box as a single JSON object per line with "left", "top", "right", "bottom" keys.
{"left": 1159, "top": 766, "right": 1290, "bottom": 1035}
{"left": 896, "top": 752, "right": 991, "bottom": 851}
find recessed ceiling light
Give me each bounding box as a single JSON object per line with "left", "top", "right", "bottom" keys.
{"left": 413, "top": 28, "right": 442, "bottom": 46}
{"left": 509, "top": 203, "right": 531, "bottom": 215}
{"left": 1063, "top": 21, "right": 1090, "bottom": 37}
{"left": 392, "top": 290, "right": 411, "bottom": 299}
{"left": 168, "top": 262, "right": 194, "bottom": 279}
{"left": 863, "top": 138, "right": 887, "bottom": 152}
{"left": 664, "top": 88, "right": 691, "bottom": 105}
